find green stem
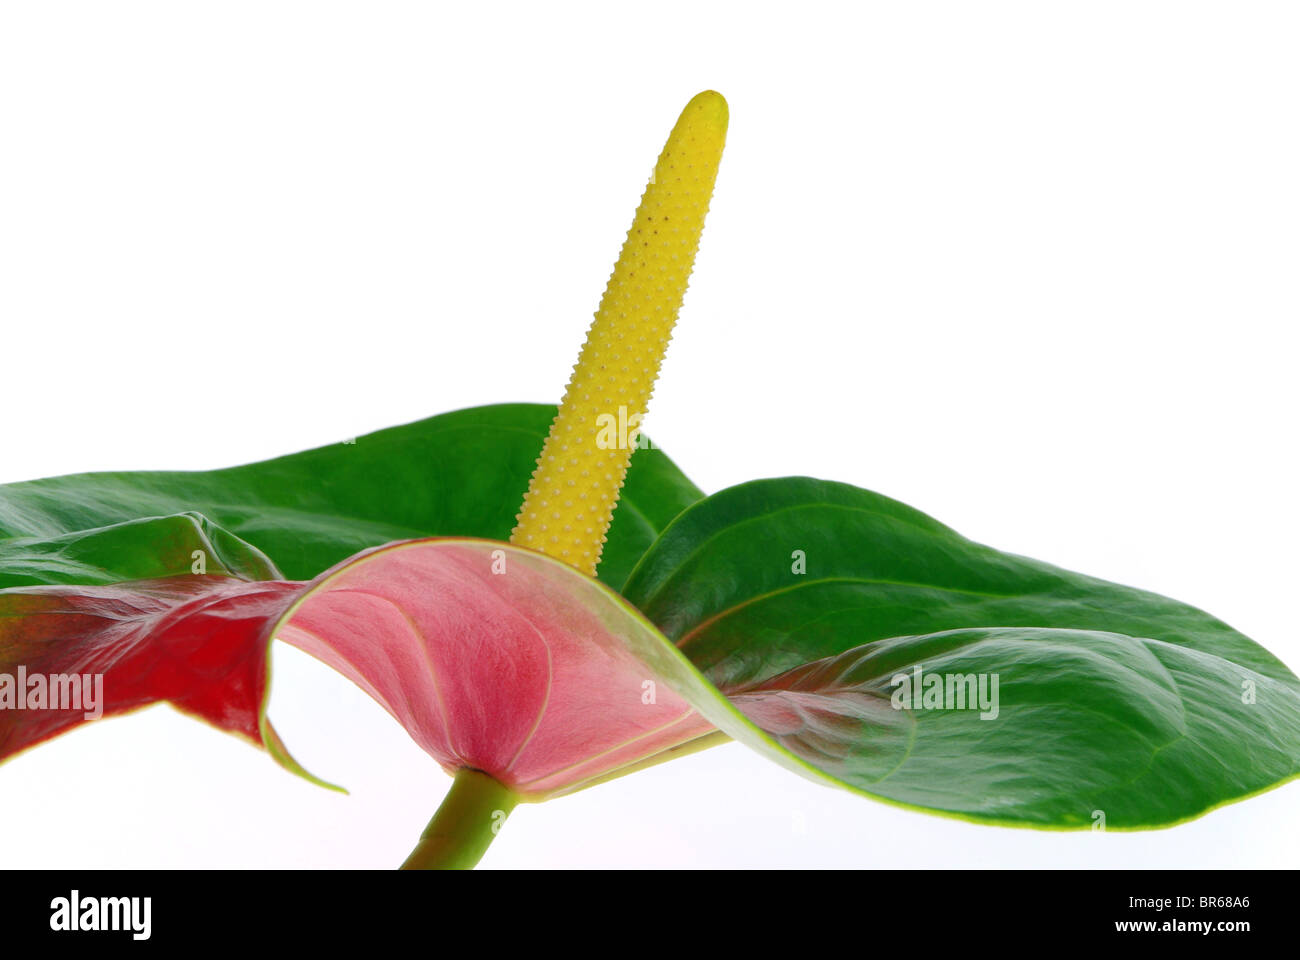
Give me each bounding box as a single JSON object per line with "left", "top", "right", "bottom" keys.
{"left": 400, "top": 769, "right": 519, "bottom": 870}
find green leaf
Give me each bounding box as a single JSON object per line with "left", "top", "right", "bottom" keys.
{"left": 0, "top": 513, "right": 282, "bottom": 587}
{"left": 621, "top": 477, "right": 1300, "bottom": 827}
{"left": 0, "top": 403, "right": 702, "bottom": 591}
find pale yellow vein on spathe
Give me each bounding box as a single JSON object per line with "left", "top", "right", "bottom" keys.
{"left": 511, "top": 91, "right": 729, "bottom": 575}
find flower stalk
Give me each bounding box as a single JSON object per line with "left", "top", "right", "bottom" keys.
{"left": 400, "top": 769, "right": 519, "bottom": 870}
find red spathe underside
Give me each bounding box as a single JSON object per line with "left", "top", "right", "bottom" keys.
{"left": 0, "top": 578, "right": 301, "bottom": 751}
{"left": 0, "top": 539, "right": 718, "bottom": 795}
{"left": 277, "top": 541, "right": 717, "bottom": 795}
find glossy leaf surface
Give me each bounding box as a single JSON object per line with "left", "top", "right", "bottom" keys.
{"left": 623, "top": 478, "right": 1300, "bottom": 826}
{"left": 0, "top": 403, "right": 702, "bottom": 591}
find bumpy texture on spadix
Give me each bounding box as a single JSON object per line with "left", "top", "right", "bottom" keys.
{"left": 511, "top": 91, "right": 729, "bottom": 575}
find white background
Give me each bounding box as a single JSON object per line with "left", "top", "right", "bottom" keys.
{"left": 1, "top": 2, "right": 1297, "bottom": 868}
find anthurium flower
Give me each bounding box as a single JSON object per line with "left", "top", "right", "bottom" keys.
{"left": 2, "top": 91, "right": 1298, "bottom": 870}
